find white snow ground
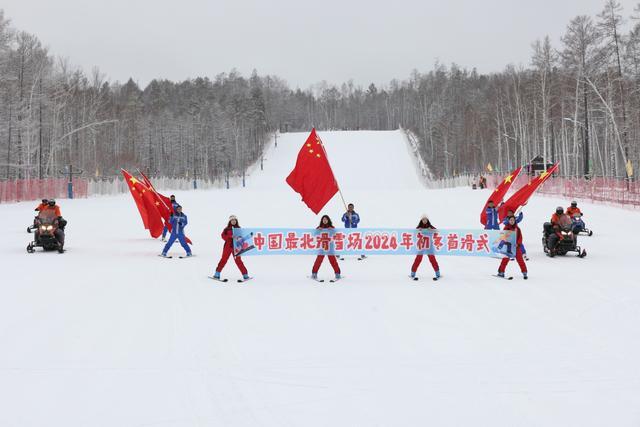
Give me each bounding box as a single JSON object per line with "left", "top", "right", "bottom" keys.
{"left": 1, "top": 130, "right": 640, "bottom": 427}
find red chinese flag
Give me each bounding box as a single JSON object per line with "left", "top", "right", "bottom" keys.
{"left": 139, "top": 170, "right": 174, "bottom": 214}
{"left": 286, "top": 129, "right": 339, "bottom": 214}
{"left": 499, "top": 163, "right": 560, "bottom": 219}
{"left": 480, "top": 166, "right": 522, "bottom": 226}
{"left": 138, "top": 169, "right": 192, "bottom": 244}
{"left": 139, "top": 185, "right": 166, "bottom": 238}
{"left": 122, "top": 169, "right": 149, "bottom": 229}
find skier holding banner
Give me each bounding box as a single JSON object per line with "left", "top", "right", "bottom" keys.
{"left": 497, "top": 215, "right": 528, "bottom": 280}
{"left": 501, "top": 207, "right": 529, "bottom": 261}
{"left": 410, "top": 214, "right": 441, "bottom": 281}
{"left": 212, "top": 215, "right": 250, "bottom": 282}
{"left": 311, "top": 215, "right": 341, "bottom": 282}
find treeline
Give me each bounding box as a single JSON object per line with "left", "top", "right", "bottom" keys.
{"left": 1, "top": 1, "right": 638, "bottom": 181}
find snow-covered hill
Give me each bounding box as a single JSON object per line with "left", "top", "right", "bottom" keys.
{"left": 1, "top": 130, "right": 639, "bottom": 426}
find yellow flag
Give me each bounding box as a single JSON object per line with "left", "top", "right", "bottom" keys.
{"left": 486, "top": 163, "right": 493, "bottom": 172}
{"left": 626, "top": 159, "right": 634, "bottom": 177}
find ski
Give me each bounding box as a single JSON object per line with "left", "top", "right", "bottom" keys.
{"left": 178, "top": 255, "right": 194, "bottom": 259}
{"left": 159, "top": 254, "right": 173, "bottom": 259}
{"left": 308, "top": 276, "right": 325, "bottom": 283}
{"left": 329, "top": 277, "right": 343, "bottom": 283}
{"left": 494, "top": 274, "right": 513, "bottom": 280}
{"left": 237, "top": 277, "right": 253, "bottom": 283}
{"left": 409, "top": 275, "right": 419, "bottom": 281}
{"left": 208, "top": 276, "right": 228, "bottom": 282}
{"left": 433, "top": 276, "right": 440, "bottom": 281}
{"left": 357, "top": 255, "right": 366, "bottom": 261}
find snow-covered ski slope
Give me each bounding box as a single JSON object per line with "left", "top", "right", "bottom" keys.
{"left": 2, "top": 130, "right": 640, "bottom": 427}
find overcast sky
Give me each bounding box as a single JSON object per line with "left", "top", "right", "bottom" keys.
{"left": 2, "top": 0, "right": 638, "bottom": 88}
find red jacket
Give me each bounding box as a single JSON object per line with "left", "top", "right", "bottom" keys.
{"left": 221, "top": 225, "right": 238, "bottom": 247}
{"left": 566, "top": 206, "right": 582, "bottom": 217}
{"left": 39, "top": 205, "right": 61, "bottom": 217}
{"left": 503, "top": 222, "right": 523, "bottom": 246}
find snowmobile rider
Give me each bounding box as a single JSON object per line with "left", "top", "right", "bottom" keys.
{"left": 29, "top": 199, "right": 49, "bottom": 231}
{"left": 547, "top": 206, "right": 569, "bottom": 254}
{"left": 566, "top": 201, "right": 585, "bottom": 234}
{"left": 40, "top": 199, "right": 62, "bottom": 217}
{"left": 35, "top": 199, "right": 48, "bottom": 212}
{"left": 37, "top": 199, "right": 66, "bottom": 251}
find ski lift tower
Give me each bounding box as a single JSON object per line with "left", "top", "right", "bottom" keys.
{"left": 58, "top": 164, "right": 84, "bottom": 199}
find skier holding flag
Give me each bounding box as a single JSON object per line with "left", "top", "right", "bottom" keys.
{"left": 161, "top": 205, "right": 192, "bottom": 258}
{"left": 340, "top": 203, "right": 365, "bottom": 260}
{"left": 161, "top": 195, "right": 179, "bottom": 241}
{"left": 480, "top": 166, "right": 522, "bottom": 229}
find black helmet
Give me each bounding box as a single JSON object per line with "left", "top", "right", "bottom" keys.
{"left": 571, "top": 201, "right": 577, "bottom": 207}
{"left": 555, "top": 206, "right": 564, "bottom": 214}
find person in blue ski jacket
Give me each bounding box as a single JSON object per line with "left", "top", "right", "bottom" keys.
{"left": 501, "top": 208, "right": 528, "bottom": 260}
{"left": 161, "top": 205, "right": 192, "bottom": 257}
{"left": 161, "top": 195, "right": 180, "bottom": 241}
{"left": 341, "top": 203, "right": 365, "bottom": 260}
{"left": 484, "top": 200, "right": 500, "bottom": 230}
{"left": 341, "top": 203, "right": 360, "bottom": 228}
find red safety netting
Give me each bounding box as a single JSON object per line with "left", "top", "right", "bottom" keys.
{"left": 0, "top": 178, "right": 89, "bottom": 204}
{"left": 485, "top": 174, "right": 640, "bottom": 207}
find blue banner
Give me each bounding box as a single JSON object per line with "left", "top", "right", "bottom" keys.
{"left": 233, "top": 228, "right": 516, "bottom": 258}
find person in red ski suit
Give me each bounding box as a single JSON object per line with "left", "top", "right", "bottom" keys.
{"left": 213, "top": 215, "right": 249, "bottom": 280}
{"left": 410, "top": 215, "right": 440, "bottom": 279}
{"left": 498, "top": 215, "right": 528, "bottom": 279}
{"left": 311, "top": 215, "right": 341, "bottom": 280}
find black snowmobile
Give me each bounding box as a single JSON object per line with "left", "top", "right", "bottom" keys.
{"left": 542, "top": 214, "right": 586, "bottom": 258}
{"left": 27, "top": 211, "right": 66, "bottom": 253}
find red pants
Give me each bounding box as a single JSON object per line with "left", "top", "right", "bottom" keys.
{"left": 216, "top": 245, "right": 248, "bottom": 275}
{"left": 499, "top": 248, "right": 527, "bottom": 273}
{"left": 411, "top": 254, "right": 439, "bottom": 273}
{"left": 312, "top": 255, "right": 340, "bottom": 274}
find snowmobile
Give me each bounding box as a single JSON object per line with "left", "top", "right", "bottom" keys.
{"left": 27, "top": 211, "right": 66, "bottom": 253}
{"left": 542, "top": 215, "right": 586, "bottom": 258}
{"left": 571, "top": 214, "right": 593, "bottom": 236}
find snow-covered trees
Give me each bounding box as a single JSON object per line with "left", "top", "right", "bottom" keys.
{"left": 1, "top": 2, "right": 640, "bottom": 181}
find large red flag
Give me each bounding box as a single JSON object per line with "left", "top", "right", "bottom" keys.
{"left": 122, "top": 169, "right": 149, "bottom": 229}
{"left": 499, "top": 163, "right": 560, "bottom": 220}
{"left": 121, "top": 169, "right": 164, "bottom": 238}
{"left": 286, "top": 129, "right": 339, "bottom": 214}
{"left": 138, "top": 169, "right": 192, "bottom": 244}
{"left": 480, "top": 166, "right": 522, "bottom": 226}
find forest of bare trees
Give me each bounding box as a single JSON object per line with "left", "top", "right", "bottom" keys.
{"left": 1, "top": 1, "right": 639, "bottom": 181}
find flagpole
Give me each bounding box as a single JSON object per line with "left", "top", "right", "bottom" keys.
{"left": 316, "top": 131, "right": 348, "bottom": 212}
{"left": 136, "top": 167, "right": 171, "bottom": 211}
